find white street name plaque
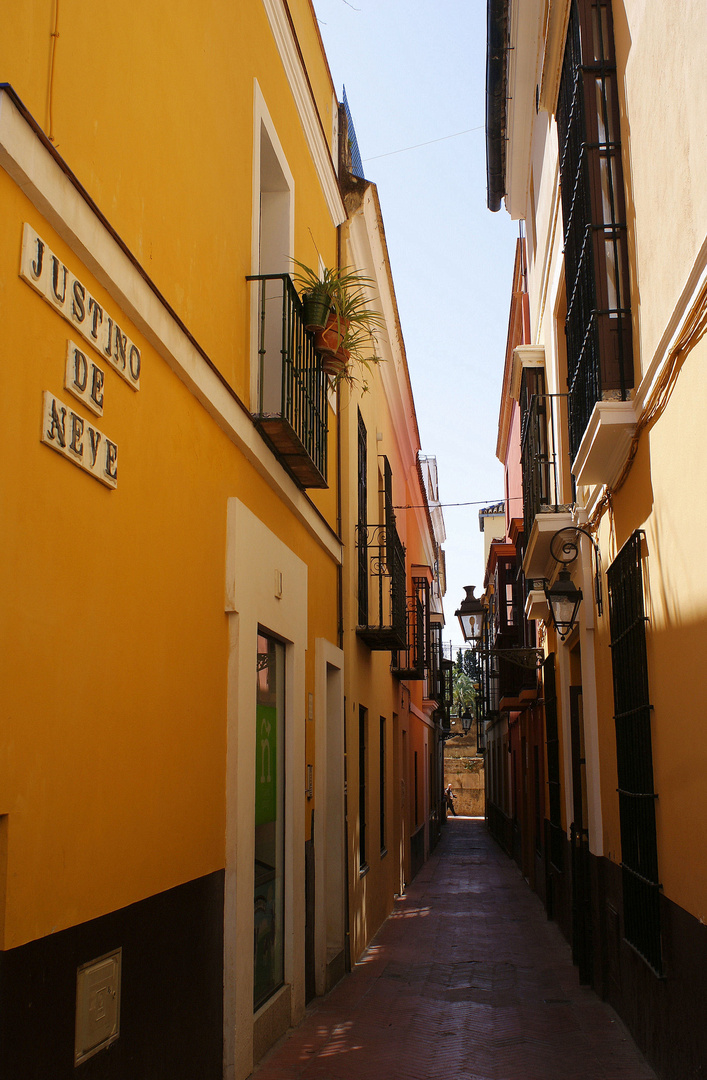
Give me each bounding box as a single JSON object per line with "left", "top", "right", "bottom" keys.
{"left": 41, "top": 391, "right": 118, "bottom": 489}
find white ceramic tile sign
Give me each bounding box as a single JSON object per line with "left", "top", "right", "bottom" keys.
{"left": 20, "top": 222, "right": 141, "bottom": 390}
{"left": 19, "top": 223, "right": 138, "bottom": 489}
{"left": 41, "top": 391, "right": 118, "bottom": 489}
{"left": 65, "top": 341, "right": 105, "bottom": 417}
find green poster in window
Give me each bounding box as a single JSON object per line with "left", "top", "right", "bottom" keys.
{"left": 255, "top": 704, "right": 277, "bottom": 825}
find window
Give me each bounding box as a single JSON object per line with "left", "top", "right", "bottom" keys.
{"left": 357, "top": 411, "right": 368, "bottom": 627}
{"left": 544, "top": 654, "right": 564, "bottom": 871}
{"left": 251, "top": 88, "right": 294, "bottom": 413}
{"left": 359, "top": 706, "right": 368, "bottom": 871}
{"left": 556, "top": 0, "right": 633, "bottom": 459}
{"left": 380, "top": 717, "right": 386, "bottom": 853}
{"left": 254, "top": 632, "right": 286, "bottom": 1009}
{"left": 607, "top": 531, "right": 662, "bottom": 975}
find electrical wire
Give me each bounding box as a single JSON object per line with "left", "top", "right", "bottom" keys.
{"left": 394, "top": 496, "right": 521, "bottom": 510}
{"left": 363, "top": 125, "right": 484, "bottom": 163}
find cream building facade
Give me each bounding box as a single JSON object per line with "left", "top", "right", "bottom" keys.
{"left": 485, "top": 1, "right": 707, "bottom": 1075}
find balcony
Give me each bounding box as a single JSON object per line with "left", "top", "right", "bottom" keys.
{"left": 356, "top": 520, "right": 406, "bottom": 650}
{"left": 495, "top": 647, "right": 539, "bottom": 709}
{"left": 520, "top": 393, "right": 573, "bottom": 580}
{"left": 248, "top": 274, "right": 328, "bottom": 489}
{"left": 391, "top": 578, "right": 429, "bottom": 679}
{"left": 476, "top": 717, "right": 486, "bottom": 753}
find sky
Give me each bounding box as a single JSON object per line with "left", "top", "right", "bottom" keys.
{"left": 313, "top": 0, "right": 519, "bottom": 652}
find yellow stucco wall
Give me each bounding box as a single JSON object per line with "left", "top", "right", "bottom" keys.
{"left": 616, "top": 0, "right": 707, "bottom": 370}
{"left": 1, "top": 0, "right": 339, "bottom": 403}
{"left": 0, "top": 0, "right": 346, "bottom": 956}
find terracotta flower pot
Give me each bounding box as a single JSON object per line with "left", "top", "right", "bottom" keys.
{"left": 314, "top": 313, "right": 350, "bottom": 357}
{"left": 321, "top": 347, "right": 350, "bottom": 376}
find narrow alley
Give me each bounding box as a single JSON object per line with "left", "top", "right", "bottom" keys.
{"left": 252, "top": 819, "right": 657, "bottom": 1080}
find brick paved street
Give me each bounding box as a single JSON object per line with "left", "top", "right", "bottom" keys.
{"left": 252, "top": 817, "right": 657, "bottom": 1080}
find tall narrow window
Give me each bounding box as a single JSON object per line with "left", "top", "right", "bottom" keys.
{"left": 607, "top": 531, "right": 662, "bottom": 975}
{"left": 358, "top": 706, "right": 368, "bottom": 870}
{"left": 251, "top": 100, "right": 294, "bottom": 414}
{"left": 544, "top": 655, "right": 564, "bottom": 870}
{"left": 357, "top": 412, "right": 368, "bottom": 627}
{"left": 380, "top": 717, "right": 386, "bottom": 853}
{"left": 414, "top": 750, "right": 419, "bottom": 827}
{"left": 556, "top": 0, "right": 633, "bottom": 459}
{"left": 254, "top": 632, "right": 285, "bottom": 1009}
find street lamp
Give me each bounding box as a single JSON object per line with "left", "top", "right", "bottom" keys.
{"left": 544, "top": 570, "right": 583, "bottom": 641}
{"left": 541, "top": 524, "right": 603, "bottom": 641}
{"left": 455, "top": 585, "right": 484, "bottom": 643}
{"left": 461, "top": 708, "right": 473, "bottom": 734}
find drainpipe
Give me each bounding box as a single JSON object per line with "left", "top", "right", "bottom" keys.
{"left": 486, "top": 0, "right": 508, "bottom": 212}
{"left": 336, "top": 101, "right": 351, "bottom": 970}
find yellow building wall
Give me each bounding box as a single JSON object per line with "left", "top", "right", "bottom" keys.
{"left": 1, "top": 0, "right": 339, "bottom": 404}
{"left": 616, "top": 0, "right": 707, "bottom": 370}
{"left": 0, "top": 143, "right": 338, "bottom": 950}
{"left": 598, "top": 333, "right": 707, "bottom": 922}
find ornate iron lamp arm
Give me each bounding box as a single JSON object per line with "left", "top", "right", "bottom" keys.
{"left": 549, "top": 526, "right": 603, "bottom": 617}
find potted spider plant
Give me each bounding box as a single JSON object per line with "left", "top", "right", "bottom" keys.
{"left": 293, "top": 261, "right": 384, "bottom": 380}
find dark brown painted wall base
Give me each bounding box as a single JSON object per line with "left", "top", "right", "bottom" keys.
{"left": 597, "top": 857, "right": 707, "bottom": 1080}
{"left": 0, "top": 870, "right": 224, "bottom": 1080}
{"left": 529, "top": 825, "right": 707, "bottom": 1080}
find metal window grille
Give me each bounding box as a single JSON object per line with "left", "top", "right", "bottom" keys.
{"left": 357, "top": 411, "right": 368, "bottom": 627}
{"left": 380, "top": 717, "right": 386, "bottom": 852}
{"left": 520, "top": 387, "right": 570, "bottom": 540}
{"left": 607, "top": 530, "right": 662, "bottom": 975}
{"left": 544, "top": 654, "right": 564, "bottom": 871}
{"left": 557, "top": 0, "right": 633, "bottom": 460}
{"left": 356, "top": 455, "right": 407, "bottom": 650}
{"left": 391, "top": 577, "right": 429, "bottom": 679}
{"left": 359, "top": 706, "right": 367, "bottom": 870}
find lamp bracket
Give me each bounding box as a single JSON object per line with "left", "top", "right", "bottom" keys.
{"left": 549, "top": 525, "right": 603, "bottom": 618}
{"left": 493, "top": 647, "right": 545, "bottom": 671}
{"left": 550, "top": 525, "right": 599, "bottom": 565}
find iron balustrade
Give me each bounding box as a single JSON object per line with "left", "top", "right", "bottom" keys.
{"left": 521, "top": 393, "right": 568, "bottom": 541}
{"left": 557, "top": 0, "right": 633, "bottom": 461}
{"left": 476, "top": 717, "right": 486, "bottom": 753}
{"left": 608, "top": 530, "right": 662, "bottom": 976}
{"left": 247, "top": 274, "right": 328, "bottom": 488}
{"left": 543, "top": 655, "right": 565, "bottom": 872}
{"left": 356, "top": 521, "right": 407, "bottom": 650}
{"left": 392, "top": 578, "right": 429, "bottom": 680}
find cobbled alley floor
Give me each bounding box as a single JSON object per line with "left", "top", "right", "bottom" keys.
{"left": 251, "top": 817, "right": 657, "bottom": 1080}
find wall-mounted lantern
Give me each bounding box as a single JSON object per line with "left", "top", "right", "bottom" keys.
{"left": 455, "top": 585, "right": 484, "bottom": 643}
{"left": 543, "top": 525, "right": 603, "bottom": 641}
{"left": 544, "top": 570, "right": 583, "bottom": 641}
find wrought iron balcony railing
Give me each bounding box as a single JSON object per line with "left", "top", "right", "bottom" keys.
{"left": 521, "top": 393, "right": 570, "bottom": 540}
{"left": 476, "top": 717, "right": 486, "bottom": 753}
{"left": 247, "top": 274, "right": 328, "bottom": 488}
{"left": 557, "top": 0, "right": 633, "bottom": 461}
{"left": 391, "top": 578, "right": 429, "bottom": 679}
{"left": 356, "top": 521, "right": 406, "bottom": 650}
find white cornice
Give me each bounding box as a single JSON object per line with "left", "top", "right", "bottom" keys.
{"left": 539, "top": 0, "right": 571, "bottom": 116}
{"left": 506, "top": 0, "right": 544, "bottom": 220}
{"left": 261, "top": 0, "right": 346, "bottom": 228}
{"left": 0, "top": 87, "right": 342, "bottom": 565}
